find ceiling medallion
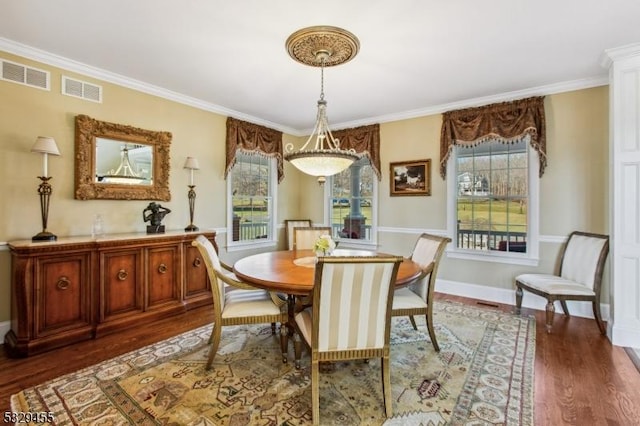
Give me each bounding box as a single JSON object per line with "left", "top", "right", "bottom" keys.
{"left": 285, "top": 25, "right": 360, "bottom": 67}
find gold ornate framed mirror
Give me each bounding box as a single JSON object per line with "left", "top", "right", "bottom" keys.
{"left": 74, "top": 115, "right": 171, "bottom": 200}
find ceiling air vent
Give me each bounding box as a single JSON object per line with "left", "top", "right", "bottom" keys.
{"left": 62, "top": 76, "right": 102, "bottom": 103}
{"left": 1, "top": 59, "right": 50, "bottom": 90}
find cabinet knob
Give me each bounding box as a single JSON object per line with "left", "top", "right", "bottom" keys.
{"left": 56, "top": 276, "right": 70, "bottom": 290}
{"left": 193, "top": 257, "right": 202, "bottom": 268}
{"left": 117, "top": 269, "right": 128, "bottom": 281}
{"left": 158, "top": 263, "right": 168, "bottom": 274}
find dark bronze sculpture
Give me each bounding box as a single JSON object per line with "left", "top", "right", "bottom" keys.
{"left": 143, "top": 202, "right": 171, "bottom": 233}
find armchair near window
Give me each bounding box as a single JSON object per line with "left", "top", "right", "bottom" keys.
{"left": 515, "top": 231, "right": 609, "bottom": 334}
{"left": 191, "top": 235, "right": 287, "bottom": 369}
{"left": 284, "top": 219, "right": 312, "bottom": 250}
{"left": 391, "top": 233, "right": 451, "bottom": 352}
{"left": 294, "top": 255, "right": 403, "bottom": 425}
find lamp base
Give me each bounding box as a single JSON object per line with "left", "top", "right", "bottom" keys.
{"left": 185, "top": 224, "right": 199, "bottom": 232}
{"left": 32, "top": 231, "right": 57, "bottom": 242}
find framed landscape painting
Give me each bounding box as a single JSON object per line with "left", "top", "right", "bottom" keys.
{"left": 390, "top": 159, "right": 431, "bottom": 196}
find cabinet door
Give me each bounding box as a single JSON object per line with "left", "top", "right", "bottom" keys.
{"left": 101, "top": 249, "right": 143, "bottom": 321}
{"left": 184, "top": 243, "right": 210, "bottom": 298}
{"left": 36, "top": 254, "right": 92, "bottom": 338}
{"left": 146, "top": 245, "right": 180, "bottom": 309}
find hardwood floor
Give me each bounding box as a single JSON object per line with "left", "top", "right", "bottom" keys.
{"left": 1, "top": 294, "right": 639, "bottom": 425}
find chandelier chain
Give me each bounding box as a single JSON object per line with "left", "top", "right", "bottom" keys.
{"left": 320, "top": 58, "right": 325, "bottom": 101}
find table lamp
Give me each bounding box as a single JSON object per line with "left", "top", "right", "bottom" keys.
{"left": 31, "top": 136, "right": 61, "bottom": 241}
{"left": 184, "top": 156, "right": 200, "bottom": 231}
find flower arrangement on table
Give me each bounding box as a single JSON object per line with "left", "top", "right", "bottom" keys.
{"left": 313, "top": 234, "right": 336, "bottom": 256}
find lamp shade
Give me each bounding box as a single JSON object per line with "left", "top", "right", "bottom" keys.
{"left": 31, "top": 136, "right": 61, "bottom": 156}
{"left": 183, "top": 156, "right": 200, "bottom": 170}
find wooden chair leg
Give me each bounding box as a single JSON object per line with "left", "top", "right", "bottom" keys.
{"left": 381, "top": 355, "right": 392, "bottom": 417}
{"left": 207, "top": 321, "right": 216, "bottom": 344}
{"left": 280, "top": 324, "right": 289, "bottom": 363}
{"left": 206, "top": 324, "right": 222, "bottom": 370}
{"left": 408, "top": 315, "right": 418, "bottom": 330}
{"left": 545, "top": 300, "right": 555, "bottom": 333}
{"left": 592, "top": 300, "right": 607, "bottom": 334}
{"left": 271, "top": 322, "right": 276, "bottom": 334}
{"left": 294, "top": 332, "right": 303, "bottom": 369}
{"left": 425, "top": 314, "right": 440, "bottom": 352}
{"left": 311, "top": 359, "right": 320, "bottom": 425}
{"left": 515, "top": 286, "right": 523, "bottom": 314}
{"left": 560, "top": 300, "right": 570, "bottom": 316}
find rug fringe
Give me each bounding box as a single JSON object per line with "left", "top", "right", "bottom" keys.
{"left": 10, "top": 391, "right": 29, "bottom": 413}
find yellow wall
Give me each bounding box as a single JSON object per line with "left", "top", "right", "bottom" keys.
{"left": 0, "top": 51, "right": 302, "bottom": 321}
{"left": 374, "top": 88, "right": 610, "bottom": 296}
{"left": 0, "top": 49, "right": 610, "bottom": 324}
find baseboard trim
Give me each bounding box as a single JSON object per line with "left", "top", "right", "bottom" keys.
{"left": 0, "top": 320, "right": 10, "bottom": 343}
{"left": 623, "top": 347, "right": 640, "bottom": 374}
{"left": 609, "top": 323, "right": 640, "bottom": 347}
{"left": 436, "top": 278, "right": 610, "bottom": 321}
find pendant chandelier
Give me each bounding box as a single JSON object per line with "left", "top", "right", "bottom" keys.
{"left": 284, "top": 26, "right": 361, "bottom": 185}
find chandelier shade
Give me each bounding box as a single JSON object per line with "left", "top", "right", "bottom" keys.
{"left": 284, "top": 26, "right": 360, "bottom": 184}
{"left": 287, "top": 150, "right": 357, "bottom": 178}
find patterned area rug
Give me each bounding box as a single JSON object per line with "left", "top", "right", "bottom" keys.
{"left": 11, "top": 301, "right": 535, "bottom": 425}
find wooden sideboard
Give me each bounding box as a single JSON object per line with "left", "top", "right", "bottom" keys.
{"left": 4, "top": 231, "right": 216, "bottom": 357}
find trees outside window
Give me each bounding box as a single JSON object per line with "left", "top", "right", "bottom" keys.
{"left": 453, "top": 138, "right": 534, "bottom": 255}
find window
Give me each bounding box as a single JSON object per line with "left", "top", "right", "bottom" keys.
{"left": 325, "top": 157, "right": 377, "bottom": 246}
{"left": 227, "top": 152, "right": 277, "bottom": 249}
{"left": 447, "top": 137, "right": 539, "bottom": 265}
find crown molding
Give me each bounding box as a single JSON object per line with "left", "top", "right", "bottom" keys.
{"left": 0, "top": 38, "right": 299, "bottom": 135}
{"left": 601, "top": 42, "right": 640, "bottom": 69}
{"left": 1, "top": 37, "right": 609, "bottom": 137}
{"left": 332, "top": 75, "right": 609, "bottom": 131}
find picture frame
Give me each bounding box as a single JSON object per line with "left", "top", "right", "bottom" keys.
{"left": 390, "top": 159, "right": 431, "bottom": 196}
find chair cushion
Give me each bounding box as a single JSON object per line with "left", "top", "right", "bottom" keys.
{"left": 294, "top": 308, "right": 312, "bottom": 345}
{"left": 222, "top": 289, "right": 282, "bottom": 318}
{"left": 392, "top": 287, "right": 428, "bottom": 309}
{"left": 516, "top": 273, "right": 596, "bottom": 296}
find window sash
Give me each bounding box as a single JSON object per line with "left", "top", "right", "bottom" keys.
{"left": 227, "top": 153, "right": 277, "bottom": 248}
{"left": 447, "top": 139, "right": 539, "bottom": 265}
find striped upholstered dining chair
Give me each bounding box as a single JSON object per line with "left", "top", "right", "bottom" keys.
{"left": 284, "top": 219, "right": 312, "bottom": 250}
{"left": 294, "top": 255, "right": 403, "bottom": 425}
{"left": 191, "top": 235, "right": 287, "bottom": 369}
{"left": 515, "top": 231, "right": 609, "bottom": 334}
{"left": 391, "top": 233, "right": 451, "bottom": 352}
{"left": 292, "top": 226, "right": 333, "bottom": 250}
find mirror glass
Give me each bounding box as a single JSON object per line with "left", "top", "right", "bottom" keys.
{"left": 74, "top": 114, "right": 172, "bottom": 200}
{"left": 95, "top": 138, "right": 153, "bottom": 185}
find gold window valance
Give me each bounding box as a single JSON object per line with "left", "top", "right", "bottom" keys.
{"left": 439, "top": 96, "right": 547, "bottom": 179}
{"left": 225, "top": 117, "right": 284, "bottom": 183}
{"left": 332, "top": 123, "right": 382, "bottom": 180}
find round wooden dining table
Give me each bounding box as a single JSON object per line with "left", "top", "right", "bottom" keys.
{"left": 233, "top": 248, "right": 423, "bottom": 295}
{"left": 233, "top": 248, "right": 423, "bottom": 367}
